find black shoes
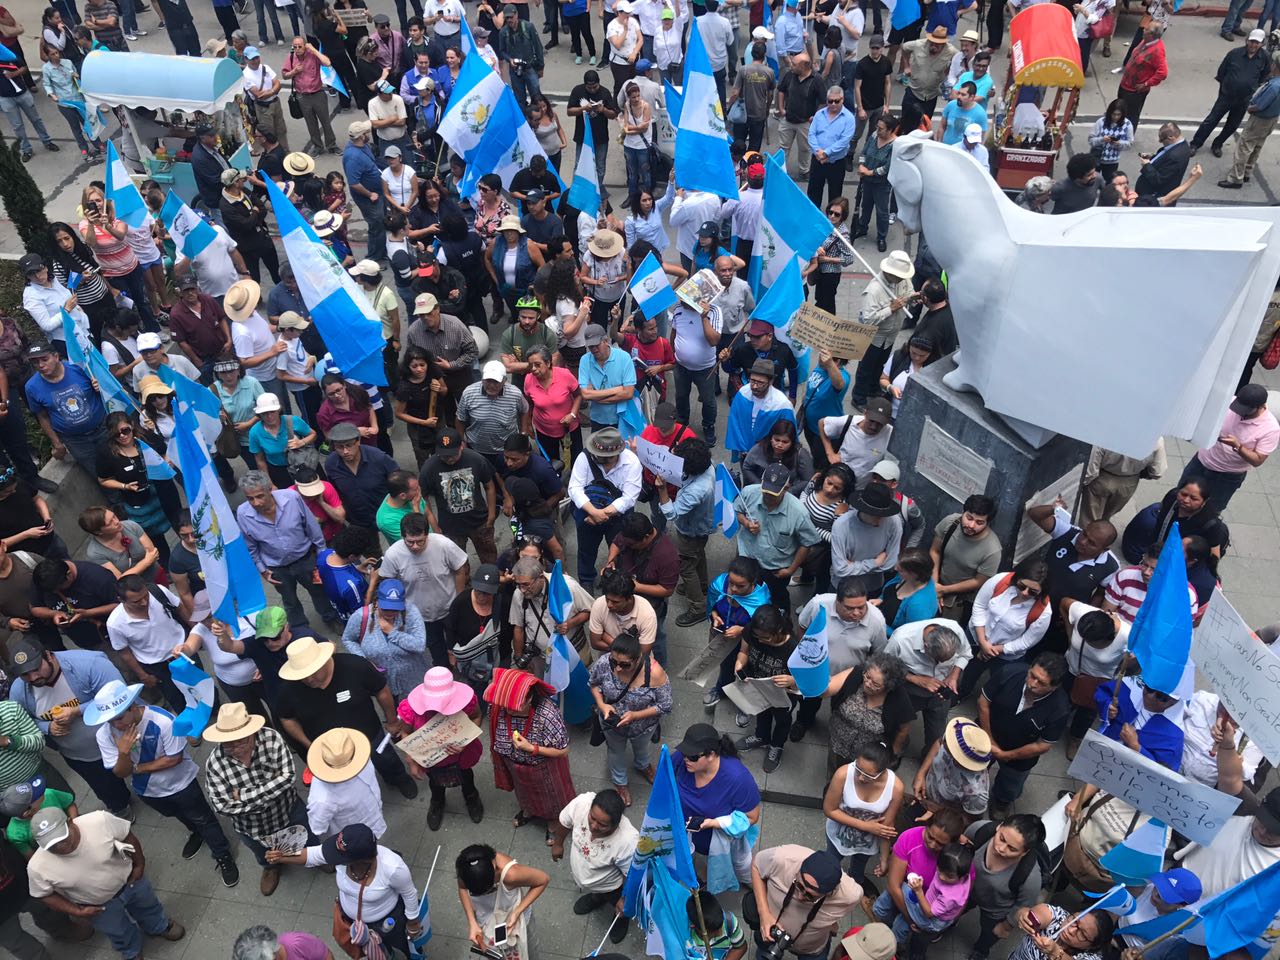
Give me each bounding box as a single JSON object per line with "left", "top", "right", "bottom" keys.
{"left": 181, "top": 832, "right": 203, "bottom": 859}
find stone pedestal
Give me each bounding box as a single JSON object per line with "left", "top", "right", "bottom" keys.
{"left": 887, "top": 357, "right": 1091, "bottom": 566}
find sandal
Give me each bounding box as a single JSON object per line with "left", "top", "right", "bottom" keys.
{"left": 513, "top": 809, "right": 532, "bottom": 829}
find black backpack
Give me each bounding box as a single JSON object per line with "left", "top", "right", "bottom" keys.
{"left": 583, "top": 456, "right": 623, "bottom": 510}
{"left": 970, "top": 820, "right": 1053, "bottom": 898}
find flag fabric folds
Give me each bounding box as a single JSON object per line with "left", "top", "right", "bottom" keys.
{"left": 1196, "top": 859, "right": 1280, "bottom": 956}
{"left": 750, "top": 254, "right": 805, "bottom": 333}
{"left": 1127, "top": 522, "right": 1194, "bottom": 695}
{"left": 169, "top": 655, "right": 216, "bottom": 738}
{"left": 788, "top": 604, "right": 831, "bottom": 697}
{"left": 563, "top": 116, "right": 602, "bottom": 215}
{"left": 104, "top": 141, "right": 148, "bottom": 228}
{"left": 457, "top": 84, "right": 564, "bottom": 199}
{"left": 172, "top": 398, "right": 267, "bottom": 625}
{"left": 63, "top": 97, "right": 108, "bottom": 145}
{"left": 629, "top": 252, "right": 679, "bottom": 320}
{"left": 618, "top": 395, "right": 649, "bottom": 442}
{"left": 664, "top": 78, "right": 683, "bottom": 126}
{"left": 263, "top": 177, "right": 388, "bottom": 386}
{"left": 675, "top": 21, "right": 739, "bottom": 200}
{"left": 161, "top": 365, "right": 225, "bottom": 450}
{"left": 60, "top": 309, "right": 89, "bottom": 366}
{"left": 713, "top": 463, "right": 740, "bottom": 538}
{"left": 138, "top": 440, "right": 176, "bottom": 481}
{"left": 706, "top": 572, "right": 771, "bottom": 621}
{"left": 160, "top": 190, "right": 218, "bottom": 260}
{"left": 884, "top": 0, "right": 924, "bottom": 30}
{"left": 750, "top": 152, "right": 834, "bottom": 295}
{"left": 438, "top": 50, "right": 507, "bottom": 159}
{"left": 544, "top": 561, "right": 593, "bottom": 724}
{"left": 724, "top": 385, "right": 796, "bottom": 455}
{"left": 408, "top": 886, "right": 432, "bottom": 958}
{"left": 1100, "top": 818, "right": 1168, "bottom": 887}
{"left": 622, "top": 746, "right": 697, "bottom": 957}
{"left": 87, "top": 346, "right": 140, "bottom": 415}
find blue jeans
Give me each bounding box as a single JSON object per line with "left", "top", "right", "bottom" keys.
{"left": 252, "top": 0, "right": 285, "bottom": 41}
{"left": 90, "top": 875, "right": 171, "bottom": 959}
{"left": 873, "top": 887, "right": 954, "bottom": 952}
{"left": 1179, "top": 454, "right": 1248, "bottom": 512}
{"left": 237, "top": 797, "right": 311, "bottom": 865}
{"left": 674, "top": 363, "right": 718, "bottom": 439}
{"left": 353, "top": 193, "right": 387, "bottom": 262}
{"left": 0, "top": 91, "right": 53, "bottom": 153}
{"left": 573, "top": 508, "right": 625, "bottom": 589}
{"left": 603, "top": 723, "right": 653, "bottom": 784}
{"left": 1222, "top": 0, "right": 1256, "bottom": 32}
{"left": 509, "top": 65, "right": 542, "bottom": 109}
{"left": 624, "top": 144, "right": 652, "bottom": 197}
{"left": 119, "top": 0, "right": 138, "bottom": 33}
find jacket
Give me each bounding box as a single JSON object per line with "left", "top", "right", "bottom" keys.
{"left": 191, "top": 141, "right": 230, "bottom": 208}
{"left": 1134, "top": 139, "right": 1189, "bottom": 201}
{"left": 502, "top": 20, "right": 544, "bottom": 72}
{"left": 1217, "top": 45, "right": 1270, "bottom": 103}
{"left": 1119, "top": 39, "right": 1168, "bottom": 93}
{"left": 9, "top": 650, "right": 124, "bottom": 738}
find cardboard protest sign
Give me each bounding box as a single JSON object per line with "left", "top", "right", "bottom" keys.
{"left": 786, "top": 304, "right": 876, "bottom": 361}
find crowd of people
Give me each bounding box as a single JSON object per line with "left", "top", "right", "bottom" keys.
{"left": 0, "top": 0, "right": 1277, "bottom": 959}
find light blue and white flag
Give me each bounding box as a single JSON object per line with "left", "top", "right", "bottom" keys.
{"left": 160, "top": 189, "right": 218, "bottom": 260}
{"left": 60, "top": 309, "right": 89, "bottom": 366}
{"left": 169, "top": 654, "right": 216, "bottom": 738}
{"left": 883, "top": 0, "right": 924, "bottom": 31}
{"left": 664, "top": 78, "right": 683, "bottom": 126}
{"left": 173, "top": 398, "right": 267, "bottom": 624}
{"left": 438, "top": 50, "right": 507, "bottom": 159}
{"left": 713, "top": 462, "right": 740, "bottom": 539}
{"left": 104, "top": 140, "right": 149, "bottom": 229}
{"left": 750, "top": 152, "right": 834, "bottom": 296}
{"left": 458, "top": 86, "right": 564, "bottom": 198}
{"left": 751, "top": 254, "right": 812, "bottom": 380}
{"left": 618, "top": 395, "right": 648, "bottom": 442}
{"left": 228, "top": 141, "right": 253, "bottom": 172}
{"left": 316, "top": 44, "right": 349, "bottom": 98}
{"left": 675, "top": 21, "right": 738, "bottom": 200}
{"left": 545, "top": 560, "right": 593, "bottom": 724}
{"left": 457, "top": 15, "right": 477, "bottom": 58}
{"left": 1068, "top": 884, "right": 1138, "bottom": 936}
{"left": 629, "top": 252, "right": 678, "bottom": 319}
{"left": 139, "top": 439, "right": 176, "bottom": 481}
{"left": 87, "top": 346, "right": 141, "bottom": 414}
{"left": 1196, "top": 858, "right": 1280, "bottom": 957}
{"left": 161, "top": 365, "right": 224, "bottom": 450}
{"left": 263, "top": 176, "right": 388, "bottom": 386}
{"left": 0, "top": 44, "right": 16, "bottom": 63}
{"left": 64, "top": 97, "right": 108, "bottom": 143}
{"left": 1127, "top": 523, "right": 1194, "bottom": 696}
{"left": 562, "top": 115, "right": 601, "bottom": 215}
{"left": 408, "top": 885, "right": 433, "bottom": 958}
{"left": 724, "top": 384, "right": 795, "bottom": 455}
{"left": 788, "top": 604, "right": 830, "bottom": 697}
{"left": 1100, "top": 818, "right": 1169, "bottom": 887}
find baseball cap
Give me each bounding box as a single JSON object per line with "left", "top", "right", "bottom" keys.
{"left": 698, "top": 220, "right": 719, "bottom": 239}
{"left": 871, "top": 459, "right": 900, "bottom": 481}
{"left": 1150, "top": 868, "right": 1203, "bottom": 906}
{"left": 414, "top": 292, "right": 439, "bottom": 314}
{"left": 31, "top": 806, "right": 70, "bottom": 850}
{"left": 636, "top": 57, "right": 652, "bottom": 71}
{"left": 221, "top": 167, "right": 246, "bottom": 185}
{"left": 473, "top": 564, "right": 501, "bottom": 595}
{"left": 277, "top": 311, "right": 310, "bottom": 330}
{"left": 654, "top": 401, "right": 677, "bottom": 430}
{"left": 474, "top": 25, "right": 490, "bottom": 37}
{"left": 0, "top": 775, "right": 46, "bottom": 817}
{"left": 377, "top": 80, "right": 395, "bottom": 95}
{"left": 17, "top": 253, "right": 45, "bottom": 276}
{"left": 525, "top": 188, "right": 547, "bottom": 203}
{"left": 800, "top": 849, "right": 843, "bottom": 893}
{"left": 384, "top": 144, "right": 402, "bottom": 158}
{"left": 7, "top": 635, "right": 45, "bottom": 673}
{"left": 662, "top": 7, "right": 675, "bottom": 17}
{"left": 136, "top": 331, "right": 164, "bottom": 352}
{"left": 347, "top": 119, "right": 373, "bottom": 139}
{"left": 255, "top": 606, "right": 288, "bottom": 638}
{"left": 869, "top": 32, "right": 885, "bottom": 46}
{"left": 964, "top": 122, "right": 983, "bottom": 143}
{"left": 25, "top": 343, "right": 54, "bottom": 359}
{"left": 348, "top": 259, "right": 380, "bottom": 279}
{"left": 376, "top": 578, "right": 407, "bottom": 611}
{"left": 675, "top": 722, "right": 721, "bottom": 756}
{"left": 243, "top": 44, "right": 261, "bottom": 59}
{"left": 437, "top": 428, "right": 463, "bottom": 453}
{"left": 748, "top": 319, "right": 773, "bottom": 337}
{"left": 178, "top": 273, "right": 199, "bottom": 290}
{"left": 482, "top": 360, "right": 508, "bottom": 382}
{"left": 1250, "top": 27, "right": 1267, "bottom": 41}
{"left": 583, "top": 323, "right": 608, "bottom": 346}
{"left": 747, "top": 161, "right": 765, "bottom": 180}
{"left": 321, "top": 823, "right": 378, "bottom": 864}
{"left": 864, "top": 396, "right": 893, "bottom": 425}
{"left": 761, "top": 462, "right": 791, "bottom": 495}
{"left": 1231, "top": 383, "right": 1268, "bottom": 415}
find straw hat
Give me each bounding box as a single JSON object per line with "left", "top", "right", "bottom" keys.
{"left": 203, "top": 702, "right": 267, "bottom": 743}
{"left": 278, "top": 636, "right": 336, "bottom": 681}
{"left": 497, "top": 214, "right": 525, "bottom": 234}
{"left": 224, "top": 278, "right": 262, "bottom": 322}
{"left": 312, "top": 210, "right": 344, "bottom": 237}
{"left": 307, "top": 728, "right": 371, "bottom": 783}
{"left": 943, "top": 717, "right": 992, "bottom": 771}
{"left": 283, "top": 151, "right": 315, "bottom": 176}
{"left": 880, "top": 250, "right": 915, "bottom": 280}
{"left": 138, "top": 374, "right": 174, "bottom": 403}
{"left": 587, "top": 229, "right": 624, "bottom": 259}
{"left": 408, "top": 666, "right": 474, "bottom": 716}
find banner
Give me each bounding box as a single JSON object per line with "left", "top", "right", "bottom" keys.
{"left": 787, "top": 303, "right": 877, "bottom": 361}
{"left": 1191, "top": 590, "right": 1280, "bottom": 764}
{"left": 1065, "top": 730, "right": 1239, "bottom": 845}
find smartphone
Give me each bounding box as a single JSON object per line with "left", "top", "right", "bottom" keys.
{"left": 493, "top": 924, "right": 507, "bottom": 947}
{"left": 1027, "top": 913, "right": 1042, "bottom": 934}
{"left": 686, "top": 816, "right": 703, "bottom": 830}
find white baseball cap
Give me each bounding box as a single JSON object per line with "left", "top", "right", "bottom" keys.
{"left": 1250, "top": 27, "right": 1267, "bottom": 41}
{"left": 482, "top": 360, "right": 508, "bottom": 383}
{"left": 964, "top": 122, "right": 983, "bottom": 143}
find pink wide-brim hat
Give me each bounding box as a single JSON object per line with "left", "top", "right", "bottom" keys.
{"left": 407, "top": 666, "right": 473, "bottom": 716}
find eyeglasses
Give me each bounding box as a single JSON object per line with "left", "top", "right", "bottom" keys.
{"left": 115, "top": 426, "right": 133, "bottom": 437}
{"left": 612, "top": 659, "right": 636, "bottom": 671}
{"left": 827, "top": 98, "right": 842, "bottom": 104}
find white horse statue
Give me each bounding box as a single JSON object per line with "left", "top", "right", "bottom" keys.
{"left": 887, "top": 132, "right": 1280, "bottom": 458}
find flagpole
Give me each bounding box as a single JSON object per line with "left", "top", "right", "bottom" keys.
{"left": 425, "top": 844, "right": 441, "bottom": 888}
{"left": 832, "top": 229, "right": 896, "bottom": 298}
{"left": 1134, "top": 914, "right": 1199, "bottom": 956}
{"left": 685, "top": 883, "right": 714, "bottom": 960}
{"left": 590, "top": 915, "right": 619, "bottom": 957}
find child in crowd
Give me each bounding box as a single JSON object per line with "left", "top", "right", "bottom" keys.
{"left": 902, "top": 842, "right": 974, "bottom": 956}
{"left": 684, "top": 890, "right": 748, "bottom": 960}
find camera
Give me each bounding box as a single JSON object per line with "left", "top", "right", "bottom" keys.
{"left": 758, "top": 927, "right": 794, "bottom": 960}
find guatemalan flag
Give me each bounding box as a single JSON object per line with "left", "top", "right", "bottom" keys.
{"left": 160, "top": 365, "right": 224, "bottom": 451}
{"left": 64, "top": 96, "right": 107, "bottom": 144}
{"left": 788, "top": 604, "right": 830, "bottom": 697}
{"left": 618, "top": 396, "right": 648, "bottom": 442}
{"left": 1127, "top": 523, "right": 1194, "bottom": 696}
{"left": 169, "top": 654, "right": 216, "bottom": 738}
{"left": 160, "top": 190, "right": 218, "bottom": 260}
{"left": 1100, "top": 818, "right": 1168, "bottom": 887}
{"left": 139, "top": 440, "right": 176, "bottom": 481}
{"left": 60, "top": 309, "right": 91, "bottom": 366}
{"left": 104, "top": 141, "right": 148, "bottom": 227}
{"left": 713, "top": 463, "right": 740, "bottom": 538}
{"left": 172, "top": 398, "right": 266, "bottom": 625}
{"left": 544, "top": 561, "right": 593, "bottom": 725}
{"left": 884, "top": 0, "right": 924, "bottom": 31}
{"left": 1069, "top": 884, "right": 1138, "bottom": 933}
{"left": 629, "top": 252, "right": 678, "bottom": 320}
{"left": 622, "top": 745, "right": 698, "bottom": 958}
{"left": 664, "top": 78, "right": 682, "bottom": 125}
{"left": 438, "top": 49, "right": 507, "bottom": 161}
{"left": 1192, "top": 859, "right": 1280, "bottom": 957}
{"left": 675, "top": 20, "right": 738, "bottom": 200}
{"left": 408, "top": 883, "right": 433, "bottom": 958}
{"left": 465, "top": 86, "right": 566, "bottom": 198}
{"left": 750, "top": 151, "right": 834, "bottom": 297}
{"left": 750, "top": 254, "right": 811, "bottom": 380}
{"left": 263, "top": 176, "right": 388, "bottom": 386}
{"left": 87, "top": 346, "right": 140, "bottom": 415}
{"left": 562, "top": 114, "right": 601, "bottom": 215}
{"left": 724, "top": 383, "right": 795, "bottom": 456}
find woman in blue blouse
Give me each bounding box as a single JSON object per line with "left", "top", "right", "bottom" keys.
{"left": 878, "top": 547, "right": 940, "bottom": 635}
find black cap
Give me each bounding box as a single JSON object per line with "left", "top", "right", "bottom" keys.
{"left": 698, "top": 220, "right": 719, "bottom": 238}
{"left": 863, "top": 396, "right": 892, "bottom": 425}
{"left": 761, "top": 462, "right": 791, "bottom": 495}
{"left": 437, "top": 428, "right": 463, "bottom": 453}
{"left": 177, "top": 273, "right": 199, "bottom": 290}
{"left": 18, "top": 253, "right": 45, "bottom": 276}
{"left": 675, "top": 722, "right": 722, "bottom": 757}
{"left": 7, "top": 635, "right": 45, "bottom": 673}
{"left": 1257, "top": 787, "right": 1280, "bottom": 833}
{"left": 525, "top": 187, "right": 546, "bottom": 202}
{"left": 506, "top": 476, "right": 541, "bottom": 509}
{"left": 473, "top": 564, "right": 501, "bottom": 595}
{"left": 195, "top": 123, "right": 216, "bottom": 138}
{"left": 800, "top": 850, "right": 844, "bottom": 893}
{"left": 25, "top": 343, "right": 54, "bottom": 359}
{"left": 1231, "top": 383, "right": 1269, "bottom": 416}
{"left": 320, "top": 823, "right": 378, "bottom": 864}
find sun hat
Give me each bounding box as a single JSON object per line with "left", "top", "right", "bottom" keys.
{"left": 284, "top": 151, "right": 316, "bottom": 176}
{"left": 497, "top": 214, "right": 525, "bottom": 234}
{"left": 312, "top": 210, "right": 344, "bottom": 237}
{"left": 842, "top": 924, "right": 897, "bottom": 960}
{"left": 943, "top": 716, "right": 992, "bottom": 771}
{"left": 853, "top": 482, "right": 900, "bottom": 519}
{"left": 928, "top": 24, "right": 949, "bottom": 40}
{"left": 484, "top": 667, "right": 555, "bottom": 711}
{"left": 880, "top": 250, "right": 915, "bottom": 279}
{"left": 254, "top": 392, "right": 281, "bottom": 414}
{"left": 307, "top": 728, "right": 372, "bottom": 783}
{"left": 587, "top": 229, "right": 624, "bottom": 258}
{"left": 278, "top": 636, "right": 337, "bottom": 681}
{"left": 136, "top": 375, "right": 174, "bottom": 404}
{"left": 203, "top": 37, "right": 228, "bottom": 56}
{"left": 408, "top": 666, "right": 474, "bottom": 716}
{"left": 586, "top": 427, "right": 624, "bottom": 458}
{"left": 82, "top": 679, "right": 144, "bottom": 725}
{"left": 223, "top": 278, "right": 262, "bottom": 322}
{"left": 1, "top": 775, "right": 46, "bottom": 817}
{"left": 255, "top": 606, "right": 288, "bottom": 638}
{"left": 294, "top": 472, "right": 325, "bottom": 497}
{"left": 202, "top": 702, "right": 267, "bottom": 743}
{"left": 30, "top": 806, "right": 70, "bottom": 851}
{"left": 960, "top": 28, "right": 980, "bottom": 42}
{"left": 376, "top": 577, "right": 407, "bottom": 611}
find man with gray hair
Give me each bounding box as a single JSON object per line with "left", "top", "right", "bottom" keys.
{"left": 1014, "top": 175, "right": 1054, "bottom": 212}
{"left": 879, "top": 618, "right": 968, "bottom": 757}
{"left": 806, "top": 84, "right": 857, "bottom": 207}
{"left": 234, "top": 924, "right": 333, "bottom": 960}
{"left": 234, "top": 471, "right": 339, "bottom": 629}
{"left": 509, "top": 555, "right": 593, "bottom": 669}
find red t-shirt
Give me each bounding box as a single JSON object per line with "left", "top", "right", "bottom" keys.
{"left": 620, "top": 333, "right": 675, "bottom": 400}
{"left": 638, "top": 423, "right": 698, "bottom": 495}
{"left": 293, "top": 481, "right": 344, "bottom": 541}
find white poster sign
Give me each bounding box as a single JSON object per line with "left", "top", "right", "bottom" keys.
{"left": 635, "top": 438, "right": 685, "bottom": 487}
{"left": 1192, "top": 589, "right": 1280, "bottom": 764}
{"left": 1066, "top": 730, "right": 1240, "bottom": 845}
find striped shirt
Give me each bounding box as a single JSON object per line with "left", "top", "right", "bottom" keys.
{"left": 801, "top": 487, "right": 844, "bottom": 543}
{"left": 456, "top": 381, "right": 529, "bottom": 455}
{"left": 205, "top": 727, "right": 299, "bottom": 842}
{"left": 51, "top": 252, "right": 112, "bottom": 306}
{"left": 1103, "top": 565, "right": 1198, "bottom": 624}
{"left": 0, "top": 700, "right": 45, "bottom": 792}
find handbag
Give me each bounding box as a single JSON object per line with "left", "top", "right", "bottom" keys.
{"left": 284, "top": 415, "right": 322, "bottom": 476}
{"left": 1089, "top": 10, "right": 1114, "bottom": 38}
{"left": 727, "top": 98, "right": 747, "bottom": 125}
{"left": 215, "top": 414, "right": 242, "bottom": 460}
{"left": 589, "top": 652, "right": 648, "bottom": 746}
{"left": 1262, "top": 328, "right": 1280, "bottom": 370}
{"left": 288, "top": 74, "right": 304, "bottom": 119}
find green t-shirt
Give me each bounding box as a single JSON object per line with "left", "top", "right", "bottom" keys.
{"left": 499, "top": 324, "right": 558, "bottom": 389}
{"left": 377, "top": 496, "right": 428, "bottom": 545}
{"left": 6, "top": 788, "right": 75, "bottom": 854}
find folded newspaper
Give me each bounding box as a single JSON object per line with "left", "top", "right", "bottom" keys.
{"left": 676, "top": 269, "right": 724, "bottom": 310}
{"left": 722, "top": 676, "right": 794, "bottom": 716}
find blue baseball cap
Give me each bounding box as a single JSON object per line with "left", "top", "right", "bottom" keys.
{"left": 243, "top": 45, "right": 261, "bottom": 59}
{"left": 376, "top": 578, "right": 407, "bottom": 611}
{"left": 1151, "top": 868, "right": 1202, "bottom": 906}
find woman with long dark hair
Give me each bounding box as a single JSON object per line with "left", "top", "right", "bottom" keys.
{"left": 798, "top": 462, "right": 855, "bottom": 591}
{"left": 1121, "top": 476, "right": 1230, "bottom": 563}
{"left": 741, "top": 419, "right": 813, "bottom": 492}
{"left": 437, "top": 210, "right": 489, "bottom": 331}
{"left": 95, "top": 410, "right": 179, "bottom": 565}
{"left": 394, "top": 346, "right": 440, "bottom": 468}
{"left": 455, "top": 842, "right": 549, "bottom": 954}
{"left": 47, "top": 220, "right": 117, "bottom": 342}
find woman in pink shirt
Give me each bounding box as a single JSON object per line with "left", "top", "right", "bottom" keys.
{"left": 77, "top": 184, "right": 158, "bottom": 331}
{"left": 524, "top": 345, "right": 583, "bottom": 462}
{"left": 291, "top": 468, "right": 346, "bottom": 542}
{"left": 870, "top": 809, "right": 966, "bottom": 943}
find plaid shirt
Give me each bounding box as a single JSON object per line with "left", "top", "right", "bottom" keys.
{"left": 204, "top": 727, "right": 299, "bottom": 842}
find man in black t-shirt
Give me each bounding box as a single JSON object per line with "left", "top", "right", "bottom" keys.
{"left": 419, "top": 429, "right": 498, "bottom": 563}
{"left": 855, "top": 36, "right": 894, "bottom": 127}
{"left": 275, "top": 638, "right": 418, "bottom": 798}
{"left": 520, "top": 189, "right": 567, "bottom": 259}
{"left": 567, "top": 70, "right": 618, "bottom": 188}
{"left": 509, "top": 155, "right": 562, "bottom": 207}
{"left": 30, "top": 559, "right": 120, "bottom": 650}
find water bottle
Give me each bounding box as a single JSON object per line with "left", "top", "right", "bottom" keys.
{"left": 382, "top": 917, "right": 396, "bottom": 934}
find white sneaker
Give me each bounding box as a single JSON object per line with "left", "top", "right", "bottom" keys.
{"left": 125, "top": 32, "right": 138, "bottom": 40}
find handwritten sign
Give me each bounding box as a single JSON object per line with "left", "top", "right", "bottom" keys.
{"left": 394, "top": 712, "right": 481, "bottom": 769}
{"left": 786, "top": 304, "right": 876, "bottom": 361}
{"left": 333, "top": 7, "right": 370, "bottom": 25}
{"left": 1066, "top": 730, "right": 1240, "bottom": 845}
{"left": 635, "top": 438, "right": 685, "bottom": 487}
{"left": 1014, "top": 464, "right": 1082, "bottom": 561}
{"left": 1192, "top": 590, "right": 1280, "bottom": 764}
{"left": 915, "top": 418, "right": 993, "bottom": 504}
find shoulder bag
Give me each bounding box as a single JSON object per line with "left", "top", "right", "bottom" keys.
{"left": 284, "top": 415, "right": 322, "bottom": 476}
{"left": 590, "top": 652, "right": 650, "bottom": 745}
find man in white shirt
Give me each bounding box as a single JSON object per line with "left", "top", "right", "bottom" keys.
{"left": 225, "top": 278, "right": 288, "bottom": 405}
{"left": 697, "top": 0, "right": 735, "bottom": 101}
{"left": 304, "top": 726, "right": 387, "bottom": 839}
{"left": 550, "top": 789, "right": 638, "bottom": 944}
{"left": 105, "top": 576, "right": 190, "bottom": 715}
{"left": 670, "top": 300, "right": 724, "bottom": 443}
{"left": 669, "top": 186, "right": 723, "bottom": 268}
{"left": 881, "top": 618, "right": 969, "bottom": 753}
{"left": 568, "top": 428, "right": 643, "bottom": 591}
{"left": 84, "top": 678, "right": 239, "bottom": 886}
{"left": 509, "top": 555, "right": 594, "bottom": 666}
{"left": 367, "top": 81, "right": 409, "bottom": 159}
{"left": 174, "top": 223, "right": 250, "bottom": 300}
{"left": 241, "top": 47, "right": 289, "bottom": 151}
{"left": 820, "top": 397, "right": 894, "bottom": 483}
{"left": 423, "top": 0, "right": 463, "bottom": 39}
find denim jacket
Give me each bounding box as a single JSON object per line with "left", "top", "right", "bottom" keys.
{"left": 10, "top": 650, "right": 123, "bottom": 737}
{"left": 660, "top": 466, "right": 717, "bottom": 537}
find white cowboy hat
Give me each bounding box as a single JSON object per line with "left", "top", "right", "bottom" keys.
{"left": 277, "top": 636, "right": 336, "bottom": 682}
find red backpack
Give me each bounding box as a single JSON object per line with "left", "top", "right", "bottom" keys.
{"left": 996, "top": 572, "right": 1049, "bottom": 629}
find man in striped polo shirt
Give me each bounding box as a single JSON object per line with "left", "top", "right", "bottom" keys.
{"left": 1101, "top": 547, "right": 1199, "bottom": 625}
{"left": 456, "top": 361, "right": 532, "bottom": 472}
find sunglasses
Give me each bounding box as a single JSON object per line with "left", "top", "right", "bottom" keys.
{"left": 115, "top": 426, "right": 133, "bottom": 437}
{"left": 827, "top": 98, "right": 842, "bottom": 104}
{"left": 1015, "top": 581, "right": 1042, "bottom": 599}
{"left": 612, "top": 659, "right": 636, "bottom": 671}
{"left": 827, "top": 209, "right": 842, "bottom": 217}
